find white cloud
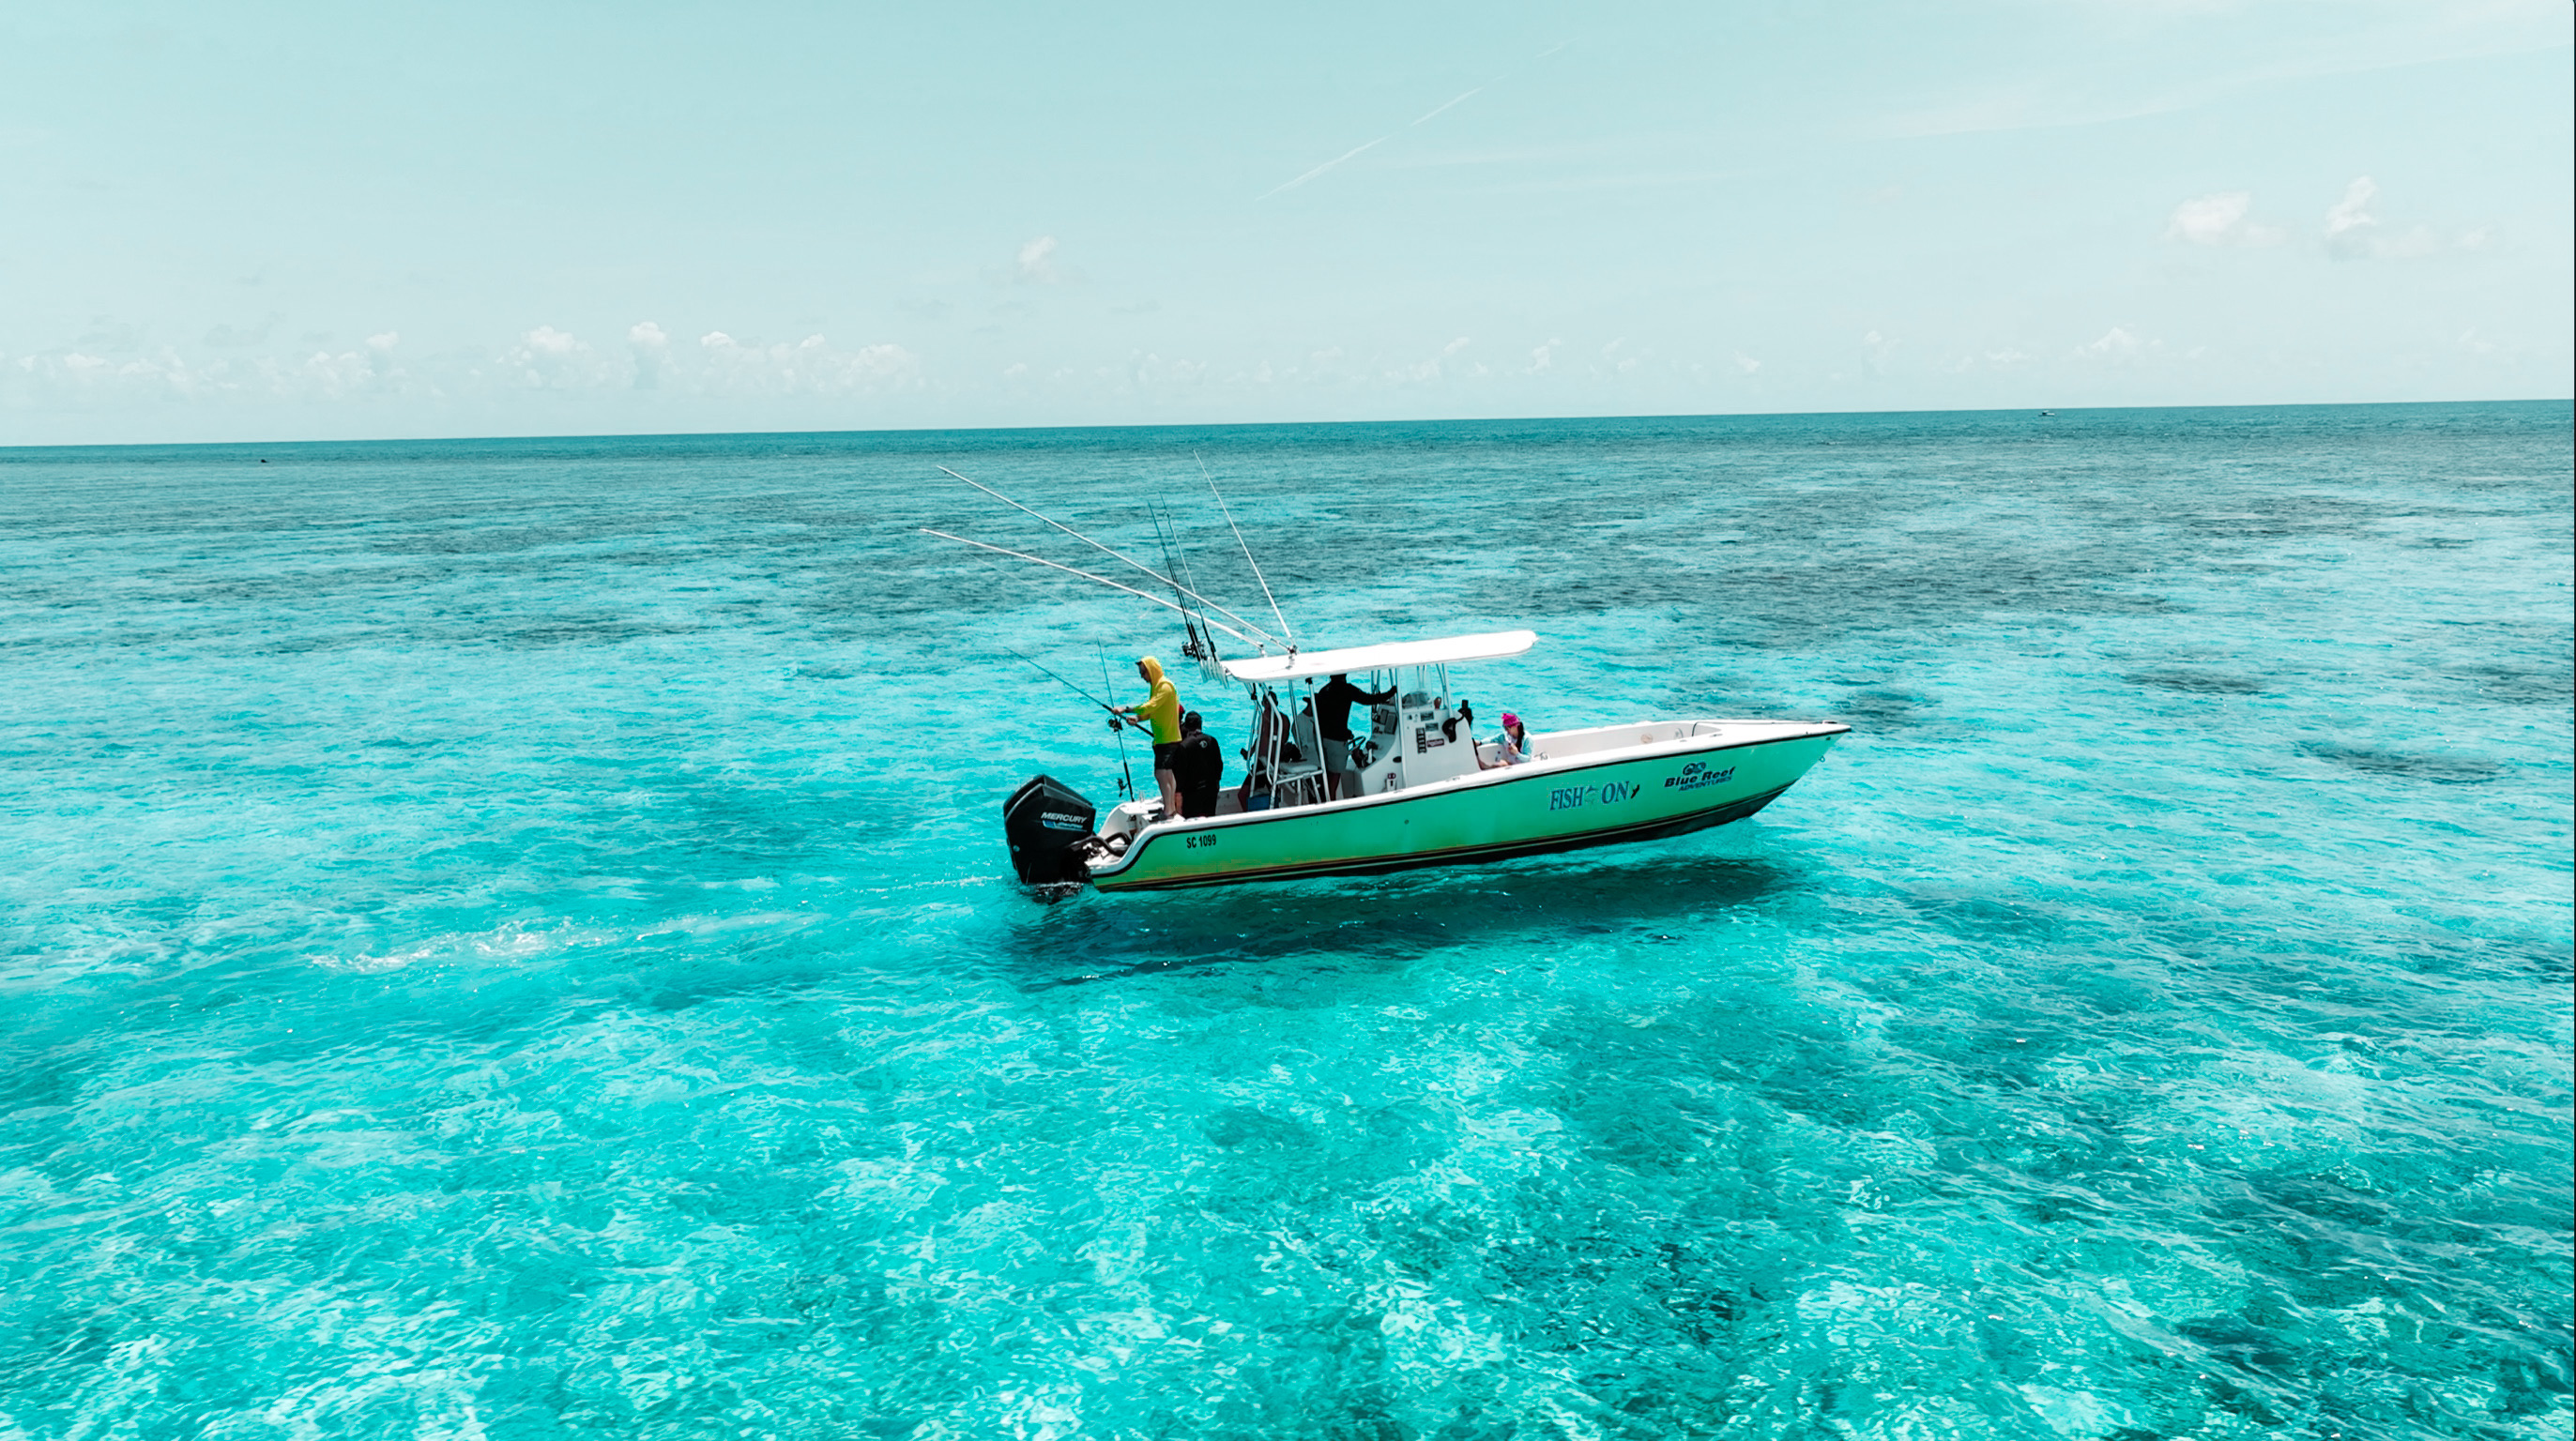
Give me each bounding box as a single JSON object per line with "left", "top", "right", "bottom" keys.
{"left": 1985, "top": 349, "right": 2029, "bottom": 366}
{"left": 2076, "top": 326, "right": 2142, "bottom": 359}
{"left": 305, "top": 348, "right": 373, "bottom": 395}
{"left": 2324, "top": 176, "right": 2378, "bottom": 243}
{"left": 1863, "top": 330, "right": 1898, "bottom": 374}
{"left": 1392, "top": 338, "right": 1473, "bottom": 384}
{"left": 2166, "top": 190, "right": 2284, "bottom": 247}
{"left": 1733, "top": 354, "right": 1761, "bottom": 374}
{"left": 1528, "top": 338, "right": 1561, "bottom": 373}
{"left": 847, "top": 342, "right": 918, "bottom": 382}
{"left": 628, "top": 322, "right": 669, "bottom": 389}
{"left": 298, "top": 332, "right": 406, "bottom": 397}
{"left": 2321, "top": 175, "right": 2442, "bottom": 259}
{"left": 504, "top": 326, "right": 606, "bottom": 388}
{"left": 695, "top": 332, "right": 920, "bottom": 395}
{"left": 1125, "top": 351, "right": 1206, "bottom": 389}
{"left": 1016, "top": 235, "right": 1064, "bottom": 284}
{"left": 2171, "top": 190, "right": 2249, "bottom": 243}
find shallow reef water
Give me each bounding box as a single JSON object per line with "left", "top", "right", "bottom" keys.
{"left": 1, "top": 402, "right": 2568, "bottom": 1439}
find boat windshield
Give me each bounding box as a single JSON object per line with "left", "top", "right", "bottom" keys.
{"left": 1239, "top": 662, "right": 1470, "bottom": 811}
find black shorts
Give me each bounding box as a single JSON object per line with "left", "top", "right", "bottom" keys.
{"left": 1151, "top": 741, "right": 1181, "bottom": 770}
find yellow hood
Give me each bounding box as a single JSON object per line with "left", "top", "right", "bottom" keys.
{"left": 1132, "top": 656, "right": 1181, "bottom": 745}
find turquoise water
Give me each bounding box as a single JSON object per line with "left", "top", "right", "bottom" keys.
{"left": 2, "top": 403, "right": 2568, "bottom": 1439}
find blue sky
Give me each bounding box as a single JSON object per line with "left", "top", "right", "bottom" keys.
{"left": 3, "top": 0, "right": 2568, "bottom": 443}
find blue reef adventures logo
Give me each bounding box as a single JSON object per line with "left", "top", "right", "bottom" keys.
{"left": 1666, "top": 762, "right": 1736, "bottom": 793}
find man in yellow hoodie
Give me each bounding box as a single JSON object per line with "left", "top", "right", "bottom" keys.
{"left": 1113, "top": 656, "right": 1184, "bottom": 819}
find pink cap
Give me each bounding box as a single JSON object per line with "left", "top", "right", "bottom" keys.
{"left": 1501, "top": 712, "right": 1519, "bottom": 726}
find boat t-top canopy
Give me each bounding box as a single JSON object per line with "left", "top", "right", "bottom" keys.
{"left": 1220, "top": 629, "right": 1537, "bottom": 685}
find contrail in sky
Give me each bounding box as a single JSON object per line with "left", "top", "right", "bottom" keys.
{"left": 1410, "top": 86, "right": 1483, "bottom": 126}
{"left": 1258, "top": 40, "right": 1569, "bottom": 201}
{"left": 1258, "top": 135, "right": 1391, "bottom": 199}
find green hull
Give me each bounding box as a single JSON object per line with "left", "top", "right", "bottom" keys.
{"left": 1087, "top": 726, "right": 1844, "bottom": 891}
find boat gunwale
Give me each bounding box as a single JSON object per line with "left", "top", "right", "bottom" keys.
{"left": 1090, "top": 782, "right": 1800, "bottom": 890}
{"left": 1082, "top": 719, "right": 1847, "bottom": 881}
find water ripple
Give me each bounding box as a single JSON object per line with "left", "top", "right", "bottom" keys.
{"left": 1, "top": 404, "right": 2568, "bottom": 1438}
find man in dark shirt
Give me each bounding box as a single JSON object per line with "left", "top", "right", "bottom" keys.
{"left": 1171, "top": 711, "right": 1226, "bottom": 818}
{"left": 1313, "top": 672, "right": 1396, "bottom": 798}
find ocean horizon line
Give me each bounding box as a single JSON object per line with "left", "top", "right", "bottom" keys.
{"left": 4, "top": 395, "right": 2568, "bottom": 458}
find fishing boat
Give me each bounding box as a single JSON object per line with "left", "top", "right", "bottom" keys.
{"left": 928, "top": 468, "right": 1849, "bottom": 893}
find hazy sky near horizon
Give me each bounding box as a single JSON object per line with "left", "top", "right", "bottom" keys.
{"left": 3, "top": 0, "right": 2569, "bottom": 444}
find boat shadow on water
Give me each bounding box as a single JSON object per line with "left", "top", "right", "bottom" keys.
{"left": 995, "top": 848, "right": 1811, "bottom": 993}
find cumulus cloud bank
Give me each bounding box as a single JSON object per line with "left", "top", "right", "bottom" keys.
{"left": 0, "top": 319, "right": 920, "bottom": 417}
{"left": 478, "top": 324, "right": 919, "bottom": 399}
{"left": 6, "top": 329, "right": 415, "bottom": 408}
{"left": 697, "top": 331, "right": 922, "bottom": 394}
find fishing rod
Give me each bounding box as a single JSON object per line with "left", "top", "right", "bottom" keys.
{"left": 935, "top": 466, "right": 1281, "bottom": 650}
{"left": 1166, "top": 505, "right": 1211, "bottom": 628}
{"left": 1161, "top": 504, "right": 1229, "bottom": 681}
{"left": 1147, "top": 503, "right": 1193, "bottom": 658}
{"left": 1096, "top": 644, "right": 1137, "bottom": 800}
{"left": 1149, "top": 502, "right": 1211, "bottom": 662}
{"left": 1197, "top": 451, "right": 1293, "bottom": 651}
{"left": 1009, "top": 646, "right": 1142, "bottom": 797}
{"left": 1008, "top": 647, "right": 1140, "bottom": 725}
{"left": 920, "top": 529, "right": 1265, "bottom": 648}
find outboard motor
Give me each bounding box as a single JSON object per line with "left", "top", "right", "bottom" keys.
{"left": 1001, "top": 775, "right": 1099, "bottom": 885}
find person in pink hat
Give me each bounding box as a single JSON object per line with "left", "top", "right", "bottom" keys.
{"left": 1487, "top": 711, "right": 1535, "bottom": 767}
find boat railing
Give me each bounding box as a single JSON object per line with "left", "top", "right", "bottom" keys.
{"left": 1525, "top": 719, "right": 1738, "bottom": 757}
{"left": 1270, "top": 771, "right": 1330, "bottom": 809}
